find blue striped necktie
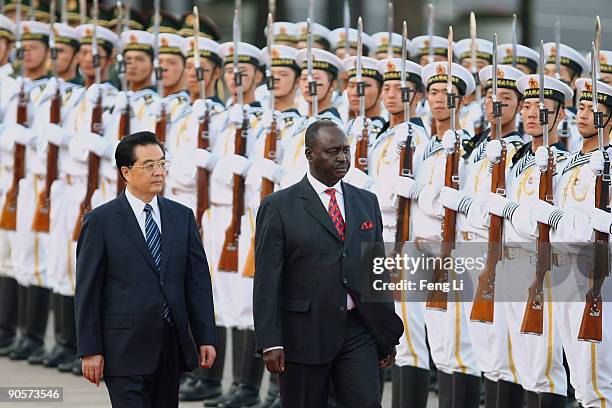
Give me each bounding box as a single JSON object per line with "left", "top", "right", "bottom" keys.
{"left": 144, "top": 203, "right": 172, "bottom": 325}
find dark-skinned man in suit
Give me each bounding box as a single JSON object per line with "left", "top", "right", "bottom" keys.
{"left": 75, "top": 131, "right": 217, "bottom": 408}
{"left": 253, "top": 120, "right": 403, "bottom": 407}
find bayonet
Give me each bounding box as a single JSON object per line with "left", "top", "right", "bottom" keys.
{"left": 539, "top": 40, "right": 549, "bottom": 147}
{"left": 79, "top": 0, "right": 85, "bottom": 24}
{"left": 343, "top": 0, "right": 350, "bottom": 58}
{"left": 427, "top": 3, "right": 434, "bottom": 63}
{"left": 401, "top": 20, "right": 410, "bottom": 128}
{"left": 153, "top": 0, "right": 162, "bottom": 97}
{"left": 387, "top": 1, "right": 393, "bottom": 58}
{"left": 554, "top": 16, "right": 561, "bottom": 80}
{"left": 193, "top": 6, "right": 205, "bottom": 101}
{"left": 356, "top": 16, "right": 364, "bottom": 118}
{"left": 306, "top": 17, "right": 317, "bottom": 117}
{"left": 266, "top": 12, "right": 274, "bottom": 113}
{"left": 49, "top": 0, "right": 57, "bottom": 77}
{"left": 511, "top": 14, "right": 518, "bottom": 68}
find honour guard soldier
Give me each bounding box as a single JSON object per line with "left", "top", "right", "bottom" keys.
{"left": 413, "top": 35, "right": 452, "bottom": 66}
{"left": 371, "top": 32, "right": 416, "bottom": 60}
{"left": 0, "top": 12, "right": 17, "bottom": 351}
{"left": 27, "top": 19, "right": 82, "bottom": 368}
{"left": 177, "top": 10, "right": 221, "bottom": 41}
{"left": 267, "top": 21, "right": 297, "bottom": 48}
{"left": 170, "top": 34, "right": 226, "bottom": 403}
{"left": 498, "top": 43, "right": 539, "bottom": 75}
{"left": 296, "top": 21, "right": 331, "bottom": 50}
{"left": 589, "top": 50, "right": 612, "bottom": 85}
{"left": 393, "top": 58, "right": 476, "bottom": 408}
{"left": 0, "top": 18, "right": 51, "bottom": 361}
{"left": 486, "top": 72, "right": 573, "bottom": 406}
{"left": 543, "top": 42, "right": 588, "bottom": 154}
{"left": 50, "top": 19, "right": 119, "bottom": 374}
{"left": 440, "top": 63, "right": 525, "bottom": 407}
{"left": 330, "top": 27, "right": 373, "bottom": 60}
{"left": 375, "top": 55, "right": 431, "bottom": 408}
{"left": 199, "top": 38, "right": 265, "bottom": 408}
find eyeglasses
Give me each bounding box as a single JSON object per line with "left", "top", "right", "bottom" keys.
{"left": 128, "top": 160, "right": 171, "bottom": 174}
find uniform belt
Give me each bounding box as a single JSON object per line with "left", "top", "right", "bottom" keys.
{"left": 503, "top": 246, "right": 566, "bottom": 266}
{"left": 461, "top": 231, "right": 476, "bottom": 241}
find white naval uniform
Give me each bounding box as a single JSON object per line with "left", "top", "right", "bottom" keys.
{"left": 52, "top": 82, "right": 118, "bottom": 296}
{"left": 368, "top": 119, "right": 431, "bottom": 370}
{"left": 558, "top": 107, "right": 582, "bottom": 154}
{"left": 546, "top": 151, "right": 612, "bottom": 407}
{"left": 455, "top": 130, "right": 524, "bottom": 383}
{"left": 0, "top": 76, "right": 49, "bottom": 285}
{"left": 495, "top": 142, "right": 569, "bottom": 396}
{"left": 23, "top": 79, "right": 82, "bottom": 291}
{"left": 201, "top": 102, "right": 264, "bottom": 329}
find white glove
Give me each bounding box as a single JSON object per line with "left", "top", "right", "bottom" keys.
{"left": 114, "top": 91, "right": 132, "bottom": 113}
{"left": 394, "top": 175, "right": 424, "bottom": 200}
{"left": 441, "top": 129, "right": 458, "bottom": 153}
{"left": 12, "top": 124, "right": 37, "bottom": 147}
{"left": 229, "top": 104, "right": 246, "bottom": 125}
{"left": 350, "top": 116, "right": 372, "bottom": 140}
{"left": 39, "top": 77, "right": 61, "bottom": 105}
{"left": 192, "top": 148, "right": 219, "bottom": 171}
{"left": 535, "top": 145, "right": 556, "bottom": 171}
{"left": 85, "top": 83, "right": 102, "bottom": 105}
{"left": 588, "top": 150, "right": 605, "bottom": 175}
{"left": 229, "top": 154, "right": 252, "bottom": 176}
{"left": 192, "top": 99, "right": 210, "bottom": 121}
{"left": 590, "top": 208, "right": 612, "bottom": 234}
{"left": 532, "top": 199, "right": 561, "bottom": 227}
{"left": 255, "top": 158, "right": 285, "bottom": 184}
{"left": 486, "top": 140, "right": 503, "bottom": 164}
{"left": 86, "top": 133, "right": 113, "bottom": 159}
{"left": 344, "top": 167, "right": 375, "bottom": 190}
{"left": 439, "top": 186, "right": 472, "bottom": 214}
{"left": 487, "top": 191, "right": 513, "bottom": 218}
{"left": 260, "top": 110, "right": 281, "bottom": 132}
{"left": 45, "top": 123, "right": 71, "bottom": 146}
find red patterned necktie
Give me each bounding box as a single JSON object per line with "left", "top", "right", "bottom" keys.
{"left": 325, "top": 188, "right": 345, "bottom": 241}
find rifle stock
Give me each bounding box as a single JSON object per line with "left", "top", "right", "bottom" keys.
{"left": 470, "top": 142, "right": 507, "bottom": 323}
{"left": 32, "top": 88, "right": 61, "bottom": 232}
{"left": 155, "top": 105, "right": 167, "bottom": 143}
{"left": 196, "top": 110, "right": 210, "bottom": 231}
{"left": 0, "top": 87, "right": 28, "bottom": 231}
{"left": 72, "top": 95, "right": 103, "bottom": 241}
{"left": 392, "top": 137, "right": 413, "bottom": 301}
{"left": 520, "top": 150, "right": 553, "bottom": 335}
{"left": 354, "top": 123, "right": 369, "bottom": 173}
{"left": 117, "top": 106, "right": 130, "bottom": 196}
{"left": 218, "top": 123, "right": 247, "bottom": 273}
{"left": 260, "top": 117, "right": 277, "bottom": 199}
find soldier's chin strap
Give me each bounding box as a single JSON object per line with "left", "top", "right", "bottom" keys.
{"left": 584, "top": 111, "right": 612, "bottom": 139}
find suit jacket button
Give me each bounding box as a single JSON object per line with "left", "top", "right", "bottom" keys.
{"left": 342, "top": 278, "right": 348, "bottom": 284}
{"left": 340, "top": 305, "right": 346, "bottom": 311}
{"left": 342, "top": 251, "right": 347, "bottom": 258}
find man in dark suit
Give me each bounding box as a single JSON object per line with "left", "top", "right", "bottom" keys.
{"left": 75, "top": 131, "right": 217, "bottom": 408}
{"left": 253, "top": 120, "right": 403, "bottom": 407}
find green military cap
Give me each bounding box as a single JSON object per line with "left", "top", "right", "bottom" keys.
{"left": 145, "top": 10, "right": 181, "bottom": 34}
{"left": 177, "top": 11, "right": 220, "bottom": 41}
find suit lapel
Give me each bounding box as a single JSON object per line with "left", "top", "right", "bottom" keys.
{"left": 158, "top": 197, "right": 173, "bottom": 280}
{"left": 342, "top": 181, "right": 360, "bottom": 248}
{"left": 300, "top": 177, "right": 342, "bottom": 241}
{"left": 116, "top": 193, "right": 159, "bottom": 274}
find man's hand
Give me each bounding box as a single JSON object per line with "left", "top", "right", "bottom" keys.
{"left": 199, "top": 345, "right": 216, "bottom": 368}
{"left": 263, "top": 349, "right": 285, "bottom": 374}
{"left": 378, "top": 348, "right": 396, "bottom": 369}
{"left": 82, "top": 354, "right": 104, "bottom": 386}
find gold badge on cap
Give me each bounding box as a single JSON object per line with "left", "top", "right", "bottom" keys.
{"left": 529, "top": 78, "right": 539, "bottom": 89}
{"left": 436, "top": 64, "right": 446, "bottom": 75}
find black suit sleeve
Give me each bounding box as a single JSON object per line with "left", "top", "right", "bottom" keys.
{"left": 185, "top": 209, "right": 217, "bottom": 348}
{"left": 75, "top": 212, "right": 106, "bottom": 358}
{"left": 253, "top": 197, "right": 285, "bottom": 352}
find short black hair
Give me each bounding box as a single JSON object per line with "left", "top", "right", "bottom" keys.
{"left": 305, "top": 120, "right": 344, "bottom": 149}
{"left": 115, "top": 131, "right": 165, "bottom": 179}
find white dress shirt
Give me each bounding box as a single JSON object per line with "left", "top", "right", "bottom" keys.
{"left": 125, "top": 188, "right": 162, "bottom": 238}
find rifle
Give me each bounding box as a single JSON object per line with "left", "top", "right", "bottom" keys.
{"left": 306, "top": 16, "right": 317, "bottom": 118}
{"left": 354, "top": 17, "right": 368, "bottom": 173}
{"left": 578, "top": 20, "right": 608, "bottom": 342}
{"left": 386, "top": 1, "right": 393, "bottom": 59}
{"left": 72, "top": 0, "right": 103, "bottom": 241}
{"left": 153, "top": 0, "right": 166, "bottom": 144}
{"left": 116, "top": 0, "right": 129, "bottom": 196}
{"left": 261, "top": 11, "right": 277, "bottom": 199}
{"left": 193, "top": 6, "right": 210, "bottom": 231}
{"left": 521, "top": 41, "right": 553, "bottom": 335}
{"left": 426, "top": 26, "right": 457, "bottom": 311}
{"left": 511, "top": 14, "right": 518, "bottom": 68}
{"left": 470, "top": 12, "right": 487, "bottom": 136}
{"left": 393, "top": 22, "right": 413, "bottom": 300}
{"left": 32, "top": 0, "right": 60, "bottom": 232}
{"left": 427, "top": 3, "right": 434, "bottom": 64}
{"left": 470, "top": 33, "right": 506, "bottom": 323}
{"left": 343, "top": 0, "right": 350, "bottom": 59}
{"left": 0, "top": 1, "right": 25, "bottom": 231}
{"left": 218, "top": 4, "right": 247, "bottom": 273}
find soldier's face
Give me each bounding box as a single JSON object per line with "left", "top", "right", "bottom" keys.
{"left": 600, "top": 72, "right": 612, "bottom": 86}
{"left": 54, "top": 43, "right": 77, "bottom": 75}
{"left": 124, "top": 50, "right": 153, "bottom": 84}
{"left": 521, "top": 98, "right": 565, "bottom": 137}
{"left": 382, "top": 80, "right": 421, "bottom": 114}
{"left": 484, "top": 88, "right": 521, "bottom": 126}
{"left": 78, "top": 44, "right": 110, "bottom": 77}
{"left": 516, "top": 63, "right": 534, "bottom": 75}
{"left": 0, "top": 38, "right": 12, "bottom": 64}
{"left": 427, "top": 82, "right": 458, "bottom": 121}
{"left": 223, "top": 62, "right": 257, "bottom": 96}
{"left": 270, "top": 66, "right": 298, "bottom": 98}
{"left": 275, "top": 40, "right": 297, "bottom": 48}
{"left": 334, "top": 48, "right": 357, "bottom": 60}
{"left": 347, "top": 76, "right": 381, "bottom": 114}
{"left": 185, "top": 57, "right": 219, "bottom": 93}
{"left": 375, "top": 51, "right": 402, "bottom": 60}
{"left": 544, "top": 63, "right": 575, "bottom": 86}
{"left": 461, "top": 57, "right": 489, "bottom": 73}
{"left": 296, "top": 40, "right": 326, "bottom": 50}
{"left": 299, "top": 69, "right": 334, "bottom": 103}
{"left": 419, "top": 54, "right": 446, "bottom": 66}
{"left": 22, "top": 40, "right": 48, "bottom": 71}
{"left": 159, "top": 54, "right": 185, "bottom": 88}
{"left": 577, "top": 101, "right": 611, "bottom": 139}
